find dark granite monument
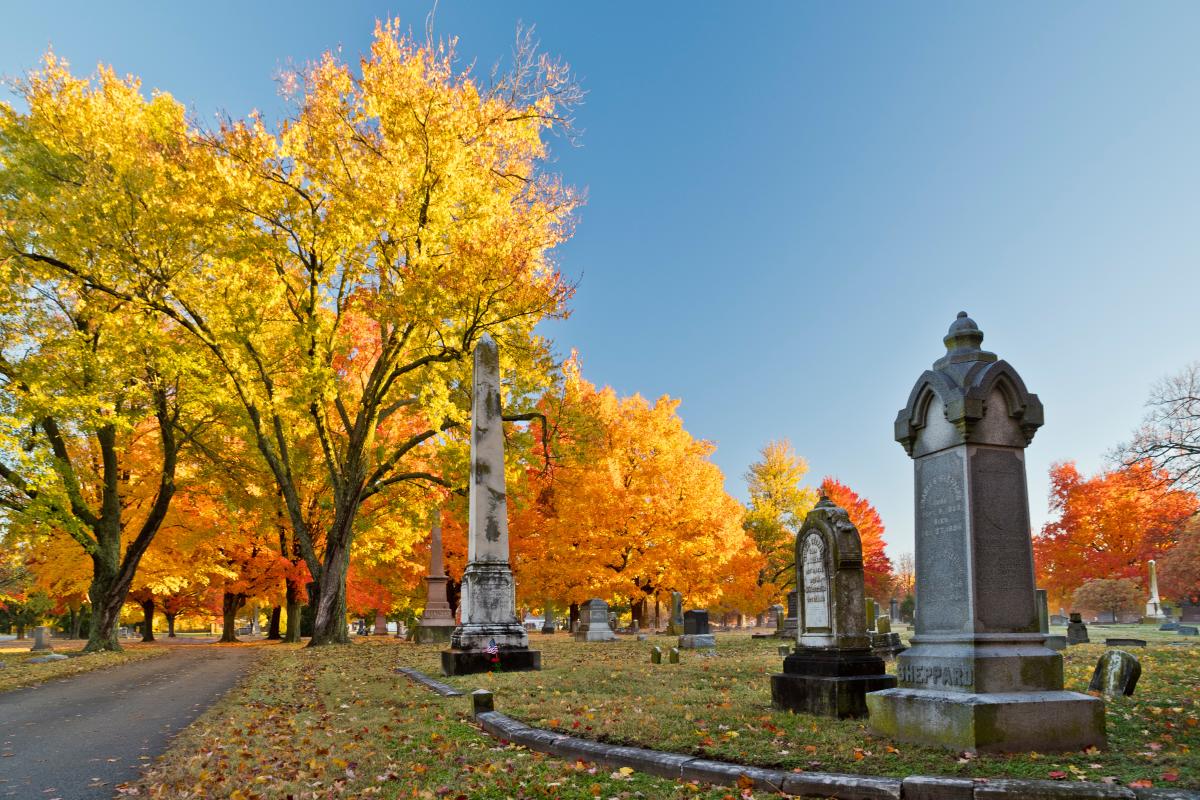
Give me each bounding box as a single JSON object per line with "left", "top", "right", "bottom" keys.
{"left": 777, "top": 591, "right": 799, "bottom": 639}
{"left": 866, "top": 312, "right": 1105, "bottom": 752}
{"left": 771, "top": 497, "right": 896, "bottom": 718}
{"left": 1067, "top": 611, "right": 1090, "bottom": 645}
{"left": 442, "top": 336, "right": 540, "bottom": 675}
{"left": 679, "top": 609, "right": 716, "bottom": 649}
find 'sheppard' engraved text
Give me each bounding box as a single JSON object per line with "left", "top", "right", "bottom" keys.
{"left": 898, "top": 664, "right": 974, "bottom": 688}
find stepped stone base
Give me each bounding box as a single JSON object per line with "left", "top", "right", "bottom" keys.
{"left": 866, "top": 688, "right": 1105, "bottom": 752}
{"left": 770, "top": 648, "right": 896, "bottom": 719}
{"left": 678, "top": 634, "right": 716, "bottom": 649}
{"left": 441, "top": 647, "right": 541, "bottom": 676}
{"left": 414, "top": 623, "right": 454, "bottom": 644}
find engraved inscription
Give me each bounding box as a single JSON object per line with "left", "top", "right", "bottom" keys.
{"left": 916, "top": 449, "right": 969, "bottom": 632}
{"left": 801, "top": 534, "right": 830, "bottom": 631}
{"left": 972, "top": 447, "right": 1037, "bottom": 631}
{"left": 897, "top": 663, "right": 975, "bottom": 688}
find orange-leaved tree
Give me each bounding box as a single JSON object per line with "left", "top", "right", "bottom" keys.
{"left": 1033, "top": 460, "right": 1197, "bottom": 609}
{"left": 820, "top": 478, "right": 895, "bottom": 602}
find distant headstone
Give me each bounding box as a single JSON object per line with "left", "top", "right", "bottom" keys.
{"left": 889, "top": 598, "right": 899, "bottom": 622}
{"left": 1067, "top": 612, "right": 1089, "bottom": 645}
{"left": 1050, "top": 614, "right": 1069, "bottom": 626}
{"left": 771, "top": 497, "right": 896, "bottom": 718}
{"left": 756, "top": 612, "right": 766, "bottom": 628}
{"left": 767, "top": 604, "right": 784, "bottom": 629}
{"left": 374, "top": 610, "right": 389, "bottom": 636}
{"left": 1035, "top": 589, "right": 1049, "bottom": 634}
{"left": 608, "top": 611, "right": 618, "bottom": 631}
{"left": 778, "top": 644, "right": 791, "bottom": 657}
{"left": 1089, "top": 650, "right": 1140, "bottom": 697}
{"left": 418, "top": 511, "right": 460, "bottom": 644}
{"left": 650, "top": 646, "right": 662, "bottom": 664}
{"left": 1181, "top": 598, "right": 1200, "bottom": 623}
{"left": 27, "top": 653, "right": 68, "bottom": 664}
{"left": 865, "top": 598, "right": 877, "bottom": 632}
{"left": 31, "top": 626, "right": 52, "bottom": 652}
{"left": 665, "top": 591, "right": 685, "bottom": 636}
{"left": 876, "top": 616, "right": 891, "bottom": 635}
{"left": 541, "top": 606, "right": 557, "bottom": 635}
{"left": 679, "top": 609, "right": 716, "bottom": 649}
{"left": 668, "top": 646, "right": 680, "bottom": 664}
{"left": 1104, "top": 638, "right": 1147, "bottom": 647}
{"left": 777, "top": 591, "right": 799, "bottom": 639}
{"left": 1144, "top": 559, "right": 1165, "bottom": 620}
{"left": 1177, "top": 625, "right": 1199, "bottom": 636}
{"left": 868, "top": 312, "right": 1104, "bottom": 752}
{"left": 575, "top": 599, "right": 618, "bottom": 642}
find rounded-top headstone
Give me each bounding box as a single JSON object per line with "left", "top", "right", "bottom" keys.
{"left": 1088, "top": 650, "right": 1140, "bottom": 697}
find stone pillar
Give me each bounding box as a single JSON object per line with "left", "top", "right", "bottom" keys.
{"left": 1036, "top": 590, "right": 1049, "bottom": 634}
{"left": 778, "top": 591, "right": 799, "bottom": 639}
{"left": 865, "top": 598, "right": 877, "bottom": 632}
{"left": 31, "top": 626, "right": 52, "bottom": 652}
{"left": 679, "top": 609, "right": 716, "bottom": 649}
{"left": 374, "top": 610, "right": 389, "bottom": 636}
{"left": 772, "top": 498, "right": 895, "bottom": 717}
{"left": 867, "top": 312, "right": 1104, "bottom": 752}
{"left": 665, "top": 591, "right": 685, "bottom": 635}
{"left": 417, "top": 510, "right": 457, "bottom": 643}
{"left": 442, "top": 336, "right": 540, "bottom": 674}
{"left": 889, "top": 598, "right": 899, "bottom": 622}
{"left": 1145, "top": 559, "right": 1165, "bottom": 619}
{"left": 541, "top": 605, "right": 557, "bottom": 634}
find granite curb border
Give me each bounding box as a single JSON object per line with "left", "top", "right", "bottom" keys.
{"left": 399, "top": 665, "right": 1198, "bottom": 800}
{"left": 394, "top": 666, "right": 463, "bottom": 696}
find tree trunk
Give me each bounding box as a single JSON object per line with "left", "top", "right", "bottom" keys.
{"left": 69, "top": 608, "right": 83, "bottom": 640}
{"left": 631, "top": 597, "right": 646, "bottom": 626}
{"left": 85, "top": 551, "right": 125, "bottom": 653}
{"left": 140, "top": 599, "right": 156, "bottom": 642}
{"left": 16, "top": 623, "right": 25, "bottom": 639}
{"left": 219, "top": 592, "right": 246, "bottom": 643}
{"left": 309, "top": 536, "right": 351, "bottom": 646}
{"left": 284, "top": 582, "right": 303, "bottom": 643}
{"left": 569, "top": 602, "right": 579, "bottom": 630}
{"left": 166, "top": 613, "right": 177, "bottom": 637}
{"left": 267, "top": 605, "right": 282, "bottom": 640}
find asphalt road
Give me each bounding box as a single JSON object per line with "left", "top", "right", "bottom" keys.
{"left": 0, "top": 644, "right": 262, "bottom": 799}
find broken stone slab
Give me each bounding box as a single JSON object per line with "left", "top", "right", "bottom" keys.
{"left": 1104, "top": 638, "right": 1148, "bottom": 647}
{"left": 901, "top": 775, "right": 974, "bottom": 800}
{"left": 26, "top": 654, "right": 69, "bottom": 663}
{"left": 1089, "top": 650, "right": 1141, "bottom": 697}
{"left": 973, "top": 778, "right": 1136, "bottom": 799}
{"left": 781, "top": 771, "right": 902, "bottom": 799}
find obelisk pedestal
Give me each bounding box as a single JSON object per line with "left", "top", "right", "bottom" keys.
{"left": 867, "top": 312, "right": 1104, "bottom": 752}
{"left": 1144, "top": 559, "right": 1165, "bottom": 620}
{"left": 442, "top": 336, "right": 540, "bottom": 675}
{"left": 416, "top": 510, "right": 457, "bottom": 644}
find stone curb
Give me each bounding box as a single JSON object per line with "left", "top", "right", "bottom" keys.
{"left": 393, "top": 666, "right": 463, "bottom": 696}
{"left": 397, "top": 666, "right": 1199, "bottom": 800}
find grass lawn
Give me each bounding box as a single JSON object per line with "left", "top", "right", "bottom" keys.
{"left": 0, "top": 643, "right": 165, "bottom": 693}
{"left": 132, "top": 626, "right": 1197, "bottom": 798}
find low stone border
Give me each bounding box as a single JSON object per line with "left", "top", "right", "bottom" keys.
{"left": 393, "top": 666, "right": 463, "bottom": 696}
{"left": 395, "top": 666, "right": 1198, "bottom": 800}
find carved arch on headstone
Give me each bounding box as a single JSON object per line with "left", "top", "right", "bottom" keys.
{"left": 795, "top": 498, "right": 868, "bottom": 648}
{"left": 968, "top": 360, "right": 1044, "bottom": 443}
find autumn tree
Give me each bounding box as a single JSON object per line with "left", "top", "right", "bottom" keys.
{"left": 17, "top": 25, "right": 581, "bottom": 646}
{"left": 0, "top": 56, "right": 225, "bottom": 650}
{"left": 1117, "top": 362, "right": 1200, "bottom": 491}
{"left": 820, "top": 478, "right": 894, "bottom": 602}
{"left": 1071, "top": 578, "right": 1143, "bottom": 621}
{"left": 894, "top": 552, "right": 915, "bottom": 599}
{"left": 1033, "top": 461, "right": 1197, "bottom": 608}
{"left": 1158, "top": 520, "right": 1200, "bottom": 606}
{"left": 743, "top": 441, "right": 819, "bottom": 593}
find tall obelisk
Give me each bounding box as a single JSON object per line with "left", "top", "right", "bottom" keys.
{"left": 1145, "top": 559, "right": 1165, "bottom": 620}
{"left": 441, "top": 335, "right": 541, "bottom": 674}
{"left": 415, "top": 510, "right": 456, "bottom": 643}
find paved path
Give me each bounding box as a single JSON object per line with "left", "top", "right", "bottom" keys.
{"left": 0, "top": 644, "right": 262, "bottom": 799}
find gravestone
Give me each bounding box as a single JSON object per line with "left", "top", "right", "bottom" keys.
{"left": 1088, "top": 650, "right": 1140, "bottom": 697}
{"left": 1036, "top": 590, "right": 1049, "bottom": 634}
{"left": 1177, "top": 625, "right": 1198, "bottom": 636}
{"left": 665, "top": 591, "right": 685, "bottom": 636}
{"left": 30, "top": 626, "right": 52, "bottom": 652}
{"left": 889, "top": 598, "right": 899, "bottom": 622}
{"left": 575, "top": 599, "right": 618, "bottom": 642}
{"left": 771, "top": 497, "right": 896, "bottom": 718}
{"left": 1160, "top": 621, "right": 1179, "bottom": 632}
{"left": 442, "top": 336, "right": 541, "bottom": 675}
{"left": 778, "top": 644, "right": 791, "bottom": 656}
{"left": 417, "top": 511, "right": 458, "bottom": 643}
{"left": 650, "top": 646, "right": 662, "bottom": 664}
{"left": 777, "top": 591, "right": 799, "bottom": 639}
{"left": 608, "top": 612, "right": 618, "bottom": 631}
{"left": 1104, "top": 637, "right": 1147, "bottom": 647}
{"left": 668, "top": 646, "right": 680, "bottom": 664}
{"left": 867, "top": 312, "right": 1104, "bottom": 752}
{"left": 872, "top": 615, "right": 905, "bottom": 659}
{"left": 1050, "top": 614, "right": 1069, "bottom": 626}
{"left": 1181, "top": 597, "right": 1200, "bottom": 623}
{"left": 865, "top": 598, "right": 877, "bottom": 632}
{"left": 27, "top": 653, "right": 68, "bottom": 663}
{"left": 767, "top": 604, "right": 784, "bottom": 629}
{"left": 756, "top": 613, "right": 766, "bottom": 628}
{"left": 1066, "top": 612, "right": 1090, "bottom": 645}
{"left": 679, "top": 609, "right": 716, "bottom": 649}
{"left": 1144, "top": 559, "right": 1165, "bottom": 620}
{"left": 374, "top": 611, "right": 389, "bottom": 636}
{"left": 876, "top": 616, "right": 891, "bottom": 634}
{"left": 541, "top": 606, "right": 557, "bottom": 634}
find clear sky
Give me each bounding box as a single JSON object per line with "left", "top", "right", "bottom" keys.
{"left": 5, "top": 3, "right": 1200, "bottom": 560}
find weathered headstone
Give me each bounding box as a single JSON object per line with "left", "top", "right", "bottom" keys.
{"left": 442, "top": 336, "right": 541, "bottom": 675}
{"left": 865, "top": 598, "right": 877, "bottom": 632}
{"left": 872, "top": 614, "right": 906, "bottom": 659}
{"left": 608, "top": 611, "right": 618, "bottom": 631}
{"left": 889, "top": 598, "right": 899, "bottom": 622}
{"left": 575, "top": 599, "right": 618, "bottom": 642}
{"left": 778, "top": 644, "right": 791, "bottom": 656}
{"left": 1050, "top": 614, "right": 1069, "bottom": 626}
{"left": 1088, "top": 650, "right": 1140, "bottom": 697}
{"left": 541, "top": 606, "right": 557, "bottom": 635}
{"left": 1144, "top": 559, "right": 1165, "bottom": 620}
{"left": 777, "top": 591, "right": 799, "bottom": 639}
{"left": 665, "top": 591, "right": 685, "bottom": 636}
{"left": 771, "top": 498, "right": 897, "bottom": 718}
{"left": 1035, "top": 589, "right": 1049, "bottom": 634}
{"left": 876, "top": 616, "right": 892, "bottom": 634}
{"left": 417, "top": 511, "right": 457, "bottom": 644}
{"left": 650, "top": 646, "right": 662, "bottom": 664}
{"left": 1160, "top": 621, "right": 1179, "bottom": 631}
{"left": 1181, "top": 597, "right": 1200, "bottom": 623}
{"left": 30, "top": 626, "right": 52, "bottom": 652}
{"left": 767, "top": 604, "right": 785, "bottom": 629}
{"left": 679, "top": 609, "right": 716, "bottom": 649}
{"left": 374, "top": 610, "right": 389, "bottom": 636}
{"left": 867, "top": 312, "right": 1105, "bottom": 752}
{"left": 1066, "top": 612, "right": 1090, "bottom": 645}
{"left": 1176, "top": 626, "right": 1198, "bottom": 636}
{"left": 668, "top": 646, "right": 680, "bottom": 664}
{"left": 756, "top": 612, "right": 766, "bottom": 628}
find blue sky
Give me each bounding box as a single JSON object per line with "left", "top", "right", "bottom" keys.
{"left": 5, "top": 3, "right": 1200, "bottom": 559}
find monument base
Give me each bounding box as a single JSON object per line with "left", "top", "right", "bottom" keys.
{"left": 414, "top": 623, "right": 455, "bottom": 644}
{"left": 776, "top": 623, "right": 798, "bottom": 639}
{"left": 770, "top": 648, "right": 896, "bottom": 718}
{"left": 1044, "top": 635, "right": 1067, "bottom": 651}
{"left": 441, "top": 647, "right": 541, "bottom": 676}
{"left": 575, "top": 630, "right": 617, "bottom": 642}
{"left": 866, "top": 688, "right": 1105, "bottom": 752}
{"left": 678, "top": 634, "right": 716, "bottom": 649}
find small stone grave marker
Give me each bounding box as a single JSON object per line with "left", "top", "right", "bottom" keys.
{"left": 31, "top": 626, "right": 53, "bottom": 652}
{"left": 1067, "top": 612, "right": 1089, "bottom": 645}
{"left": 650, "top": 646, "right": 662, "bottom": 664}
{"left": 1178, "top": 625, "right": 1199, "bottom": 636}
{"left": 27, "top": 653, "right": 68, "bottom": 663}
{"left": 1088, "top": 650, "right": 1140, "bottom": 697}
{"left": 668, "top": 647, "right": 680, "bottom": 664}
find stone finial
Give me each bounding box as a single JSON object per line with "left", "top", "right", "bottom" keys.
{"left": 941, "top": 311, "right": 988, "bottom": 359}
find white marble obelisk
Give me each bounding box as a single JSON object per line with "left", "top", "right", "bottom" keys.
{"left": 445, "top": 335, "right": 533, "bottom": 664}
{"left": 1145, "top": 559, "right": 1165, "bottom": 620}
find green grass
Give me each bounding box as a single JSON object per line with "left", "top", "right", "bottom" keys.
{"left": 132, "top": 628, "right": 1198, "bottom": 799}
{"left": 0, "top": 644, "right": 165, "bottom": 693}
